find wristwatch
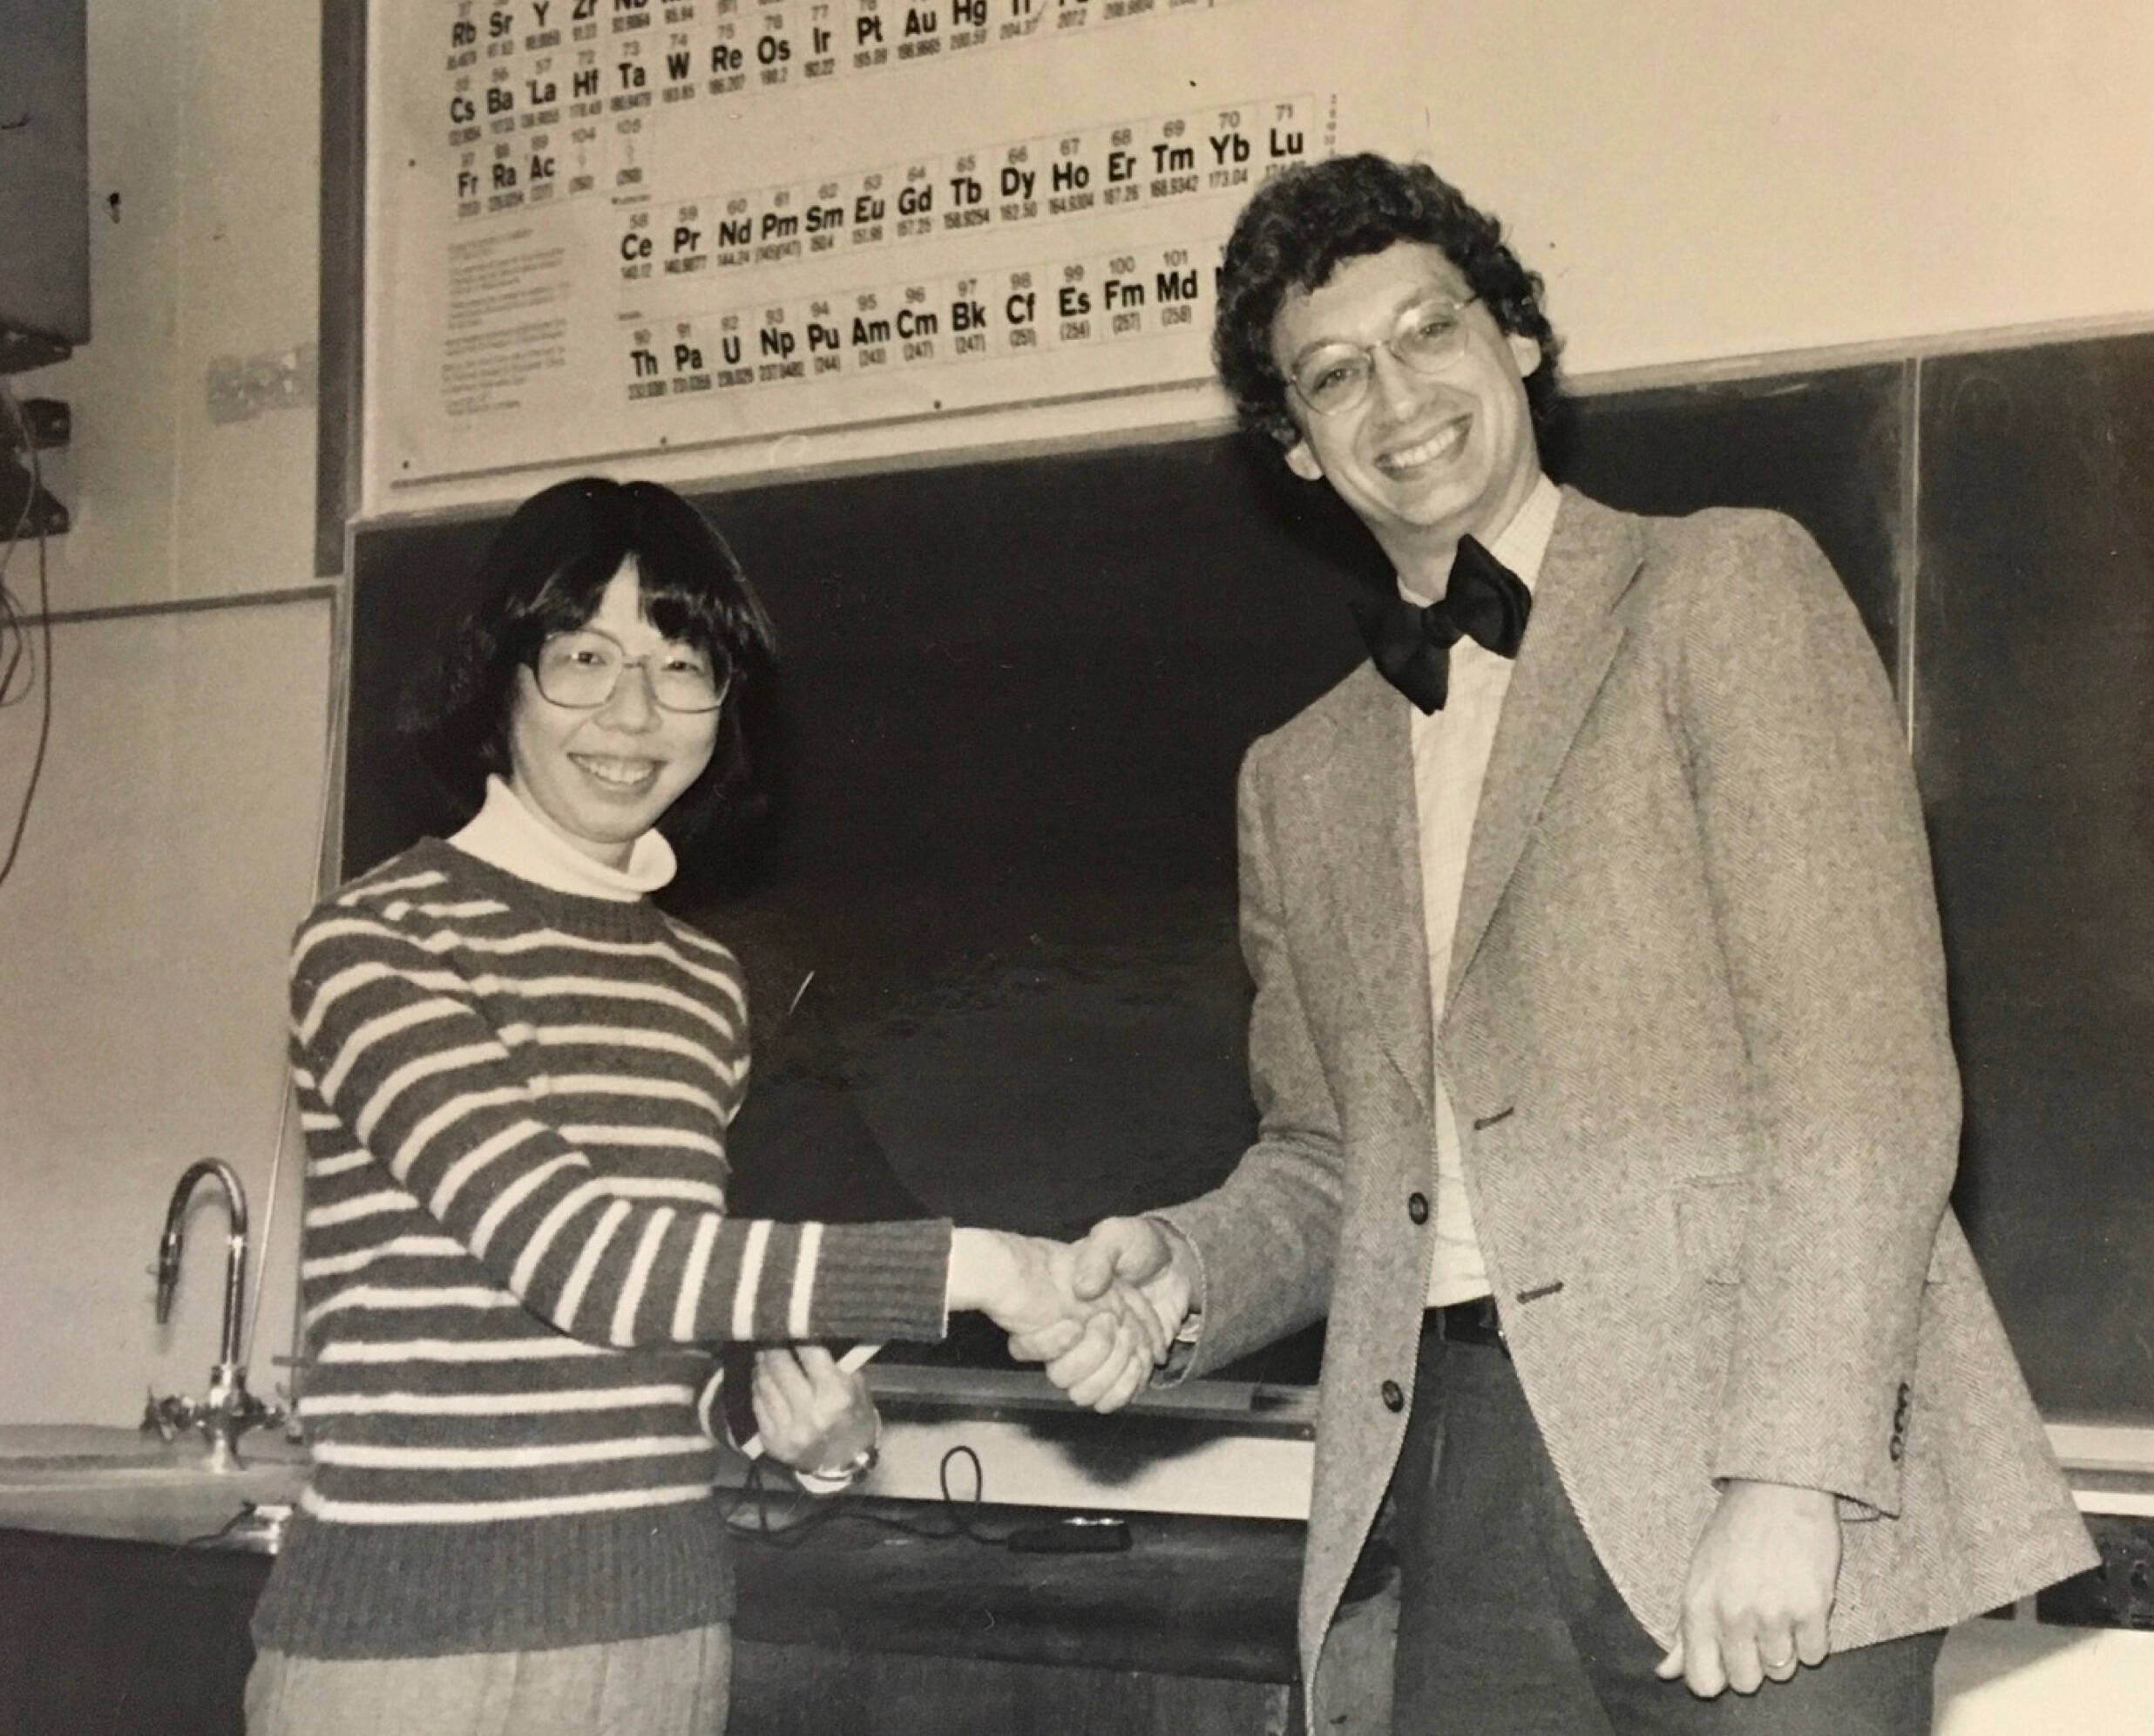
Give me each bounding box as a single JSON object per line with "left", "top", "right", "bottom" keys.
{"left": 795, "top": 1420, "right": 882, "bottom": 1495}
{"left": 807, "top": 1439, "right": 879, "bottom": 1482}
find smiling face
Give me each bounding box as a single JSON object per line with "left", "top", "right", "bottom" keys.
{"left": 1270, "top": 241, "right": 1544, "bottom": 587}
{"left": 505, "top": 559, "right": 721, "bottom": 866}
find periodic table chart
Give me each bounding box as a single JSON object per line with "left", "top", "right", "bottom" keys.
{"left": 362, "top": 0, "right": 1437, "bottom": 511}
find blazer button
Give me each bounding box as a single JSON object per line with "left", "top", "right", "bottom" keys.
{"left": 1406, "top": 1192, "right": 1429, "bottom": 1225}
{"left": 1380, "top": 1380, "right": 1405, "bottom": 1413}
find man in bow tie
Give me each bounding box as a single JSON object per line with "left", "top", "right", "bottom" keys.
{"left": 1016, "top": 153, "right": 2091, "bottom": 1734}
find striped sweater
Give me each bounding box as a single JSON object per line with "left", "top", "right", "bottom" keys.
{"left": 254, "top": 839, "right": 952, "bottom": 1658}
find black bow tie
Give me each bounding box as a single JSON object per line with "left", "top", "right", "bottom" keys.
{"left": 1351, "top": 535, "right": 1532, "bottom": 713}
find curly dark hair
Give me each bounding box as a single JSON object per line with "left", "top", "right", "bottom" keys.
{"left": 1213, "top": 154, "right": 1563, "bottom": 452}
{"left": 406, "top": 476, "right": 778, "bottom": 845}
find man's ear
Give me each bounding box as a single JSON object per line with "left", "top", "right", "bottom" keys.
{"left": 1284, "top": 438, "right": 1324, "bottom": 483}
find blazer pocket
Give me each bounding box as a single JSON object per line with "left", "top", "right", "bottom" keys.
{"left": 1675, "top": 1177, "right": 1748, "bottom": 1285}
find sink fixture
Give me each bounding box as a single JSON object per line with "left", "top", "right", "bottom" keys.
{"left": 144, "top": 1159, "right": 287, "bottom": 1470}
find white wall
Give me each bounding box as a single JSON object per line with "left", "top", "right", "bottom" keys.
{"left": 0, "top": 0, "right": 323, "bottom": 1422}
{"left": 1403, "top": 0, "right": 2154, "bottom": 380}
{"left": 0, "top": 601, "right": 329, "bottom": 1421}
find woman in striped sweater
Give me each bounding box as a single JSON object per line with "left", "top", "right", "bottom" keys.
{"left": 247, "top": 478, "right": 1157, "bottom": 1735}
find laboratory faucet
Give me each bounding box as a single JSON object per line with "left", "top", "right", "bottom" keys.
{"left": 144, "top": 1159, "right": 283, "bottom": 1468}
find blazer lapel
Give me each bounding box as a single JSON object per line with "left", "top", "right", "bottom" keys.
{"left": 1311, "top": 668, "right": 1435, "bottom": 1116}
{"left": 1448, "top": 491, "right": 1640, "bottom": 1000}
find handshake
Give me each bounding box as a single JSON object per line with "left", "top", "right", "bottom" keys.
{"left": 948, "top": 1220, "right": 1198, "bottom": 1414}
{"left": 754, "top": 1218, "right": 1194, "bottom": 1482}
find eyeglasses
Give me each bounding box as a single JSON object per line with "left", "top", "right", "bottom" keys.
{"left": 532, "top": 628, "right": 729, "bottom": 714}
{"left": 1287, "top": 293, "right": 1483, "bottom": 417}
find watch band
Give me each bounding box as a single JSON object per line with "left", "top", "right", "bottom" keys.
{"left": 794, "top": 1415, "right": 884, "bottom": 1495}
{"left": 806, "top": 1438, "right": 879, "bottom": 1482}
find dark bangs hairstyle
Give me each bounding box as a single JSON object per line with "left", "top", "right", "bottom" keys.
{"left": 408, "top": 476, "right": 779, "bottom": 844}
{"left": 1213, "top": 153, "right": 1565, "bottom": 454}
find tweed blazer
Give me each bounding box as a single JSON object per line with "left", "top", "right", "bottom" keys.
{"left": 1159, "top": 489, "right": 2096, "bottom": 1709}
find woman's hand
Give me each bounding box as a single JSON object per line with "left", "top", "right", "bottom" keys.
{"left": 751, "top": 1345, "right": 878, "bottom": 1475}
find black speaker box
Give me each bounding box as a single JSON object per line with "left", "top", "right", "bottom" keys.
{"left": 0, "top": 0, "right": 91, "bottom": 371}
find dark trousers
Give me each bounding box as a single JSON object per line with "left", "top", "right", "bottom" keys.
{"left": 1389, "top": 1320, "right": 1945, "bottom": 1736}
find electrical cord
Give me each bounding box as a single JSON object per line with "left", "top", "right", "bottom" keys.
{"left": 180, "top": 1511, "right": 253, "bottom": 1550}
{"left": 0, "top": 376, "right": 54, "bottom": 889}
{"left": 721, "top": 1443, "right": 1027, "bottom": 1551}
{"left": 180, "top": 1501, "right": 274, "bottom": 1550}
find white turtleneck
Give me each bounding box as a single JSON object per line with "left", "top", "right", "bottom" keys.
{"left": 448, "top": 774, "right": 678, "bottom": 902}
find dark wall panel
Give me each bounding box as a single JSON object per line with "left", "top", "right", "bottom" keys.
{"left": 1563, "top": 363, "right": 1910, "bottom": 673}
{"left": 1917, "top": 334, "right": 2154, "bottom": 1421}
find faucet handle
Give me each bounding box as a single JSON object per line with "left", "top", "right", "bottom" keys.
{"left": 234, "top": 1381, "right": 283, "bottom": 1432}
{"left": 141, "top": 1389, "right": 186, "bottom": 1443}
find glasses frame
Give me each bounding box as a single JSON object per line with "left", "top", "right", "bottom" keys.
{"left": 1286, "top": 292, "right": 1484, "bottom": 418}
{"left": 531, "top": 627, "right": 732, "bottom": 715}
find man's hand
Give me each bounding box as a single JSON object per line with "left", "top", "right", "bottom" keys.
{"left": 1656, "top": 1479, "right": 1841, "bottom": 1697}
{"left": 1006, "top": 1217, "right": 1197, "bottom": 1414}
{"left": 750, "top": 1345, "right": 877, "bottom": 1473}
{"left": 949, "top": 1228, "right": 1162, "bottom": 1412}
{"left": 1070, "top": 1216, "right": 1196, "bottom": 1354}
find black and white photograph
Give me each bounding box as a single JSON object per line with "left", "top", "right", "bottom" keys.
{"left": 1, "top": 3, "right": 2150, "bottom": 1731}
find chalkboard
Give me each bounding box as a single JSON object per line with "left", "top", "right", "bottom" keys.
{"left": 342, "top": 338, "right": 2152, "bottom": 1414}
{"left": 1916, "top": 334, "right": 2154, "bottom": 1424}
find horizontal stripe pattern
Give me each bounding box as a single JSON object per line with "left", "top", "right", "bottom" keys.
{"left": 301, "top": 1382, "right": 697, "bottom": 1420}
{"left": 312, "top": 1434, "right": 712, "bottom": 1471}
{"left": 298, "top": 1482, "right": 715, "bottom": 1527}
{"left": 261, "top": 839, "right": 951, "bottom": 1661}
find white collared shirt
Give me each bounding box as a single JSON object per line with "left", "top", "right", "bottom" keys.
{"left": 449, "top": 774, "right": 678, "bottom": 902}
{"left": 1412, "top": 474, "right": 1561, "bottom": 1305}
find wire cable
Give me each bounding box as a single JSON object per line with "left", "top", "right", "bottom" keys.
{"left": 0, "top": 376, "right": 54, "bottom": 889}
{"left": 721, "top": 1442, "right": 1027, "bottom": 1551}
